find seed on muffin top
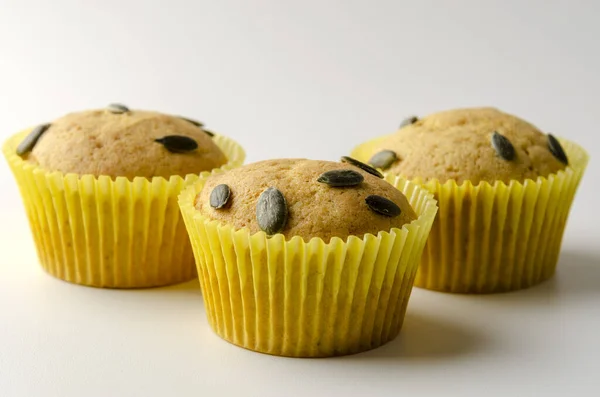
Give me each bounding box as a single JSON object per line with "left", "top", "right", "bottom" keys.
{"left": 194, "top": 158, "right": 417, "bottom": 241}
{"left": 366, "top": 107, "right": 569, "bottom": 185}
{"left": 17, "top": 103, "right": 227, "bottom": 179}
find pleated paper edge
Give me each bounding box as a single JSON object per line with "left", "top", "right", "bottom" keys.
{"left": 2, "top": 129, "right": 247, "bottom": 288}
{"left": 3, "top": 128, "right": 246, "bottom": 186}
{"left": 350, "top": 134, "right": 589, "bottom": 194}
{"left": 178, "top": 171, "right": 438, "bottom": 260}
{"left": 178, "top": 171, "right": 439, "bottom": 357}
{"left": 351, "top": 136, "right": 590, "bottom": 293}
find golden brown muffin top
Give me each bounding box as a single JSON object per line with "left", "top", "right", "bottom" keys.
{"left": 194, "top": 158, "right": 417, "bottom": 242}
{"left": 18, "top": 104, "right": 227, "bottom": 179}
{"left": 366, "top": 107, "right": 569, "bottom": 184}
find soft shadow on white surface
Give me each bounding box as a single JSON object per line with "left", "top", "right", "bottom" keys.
{"left": 353, "top": 313, "right": 486, "bottom": 361}
{"left": 554, "top": 250, "right": 600, "bottom": 295}
{"left": 472, "top": 249, "right": 600, "bottom": 306}
{"left": 191, "top": 311, "right": 487, "bottom": 363}
{"left": 348, "top": 248, "right": 600, "bottom": 361}
{"left": 402, "top": 248, "right": 600, "bottom": 307}
{"left": 144, "top": 278, "right": 203, "bottom": 296}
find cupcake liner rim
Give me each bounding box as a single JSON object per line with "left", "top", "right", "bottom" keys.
{"left": 3, "top": 127, "right": 246, "bottom": 183}
{"left": 351, "top": 134, "right": 589, "bottom": 190}
{"left": 178, "top": 171, "right": 439, "bottom": 246}
{"left": 179, "top": 169, "right": 439, "bottom": 356}
{"left": 2, "top": 127, "right": 246, "bottom": 288}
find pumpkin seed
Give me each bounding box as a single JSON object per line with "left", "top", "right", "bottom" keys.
{"left": 340, "top": 156, "right": 383, "bottom": 178}
{"left": 399, "top": 116, "right": 418, "bottom": 128}
{"left": 179, "top": 116, "right": 204, "bottom": 127}
{"left": 491, "top": 131, "right": 515, "bottom": 161}
{"left": 368, "top": 150, "right": 397, "bottom": 170}
{"left": 108, "top": 103, "right": 129, "bottom": 114}
{"left": 154, "top": 135, "right": 198, "bottom": 153}
{"left": 178, "top": 116, "right": 213, "bottom": 137}
{"left": 256, "top": 187, "right": 288, "bottom": 235}
{"left": 16, "top": 123, "right": 51, "bottom": 156}
{"left": 365, "top": 195, "right": 401, "bottom": 217}
{"left": 317, "top": 169, "right": 364, "bottom": 187}
{"left": 209, "top": 184, "right": 231, "bottom": 209}
{"left": 547, "top": 134, "right": 568, "bottom": 165}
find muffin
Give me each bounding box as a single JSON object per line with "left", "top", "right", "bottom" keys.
{"left": 351, "top": 107, "right": 589, "bottom": 293}
{"left": 3, "top": 104, "right": 245, "bottom": 288}
{"left": 178, "top": 158, "right": 438, "bottom": 357}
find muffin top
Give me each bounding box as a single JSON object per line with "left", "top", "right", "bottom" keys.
{"left": 17, "top": 104, "right": 227, "bottom": 179}
{"left": 366, "top": 107, "right": 569, "bottom": 184}
{"left": 194, "top": 158, "right": 417, "bottom": 242}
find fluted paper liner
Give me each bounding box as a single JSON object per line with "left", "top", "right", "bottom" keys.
{"left": 3, "top": 129, "right": 246, "bottom": 288}
{"left": 351, "top": 136, "right": 589, "bottom": 293}
{"left": 178, "top": 173, "right": 438, "bottom": 357}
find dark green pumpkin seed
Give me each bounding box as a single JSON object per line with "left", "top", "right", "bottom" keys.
{"left": 209, "top": 184, "right": 231, "bottom": 209}
{"left": 256, "top": 187, "right": 288, "bottom": 235}
{"left": 179, "top": 116, "right": 204, "bottom": 127}
{"left": 491, "top": 132, "right": 516, "bottom": 161}
{"left": 154, "top": 135, "right": 198, "bottom": 153}
{"left": 399, "top": 116, "right": 418, "bottom": 128}
{"left": 108, "top": 103, "right": 129, "bottom": 114}
{"left": 368, "top": 150, "right": 397, "bottom": 170}
{"left": 340, "top": 156, "right": 383, "bottom": 178}
{"left": 16, "top": 123, "right": 51, "bottom": 156}
{"left": 547, "top": 134, "right": 568, "bottom": 165}
{"left": 178, "top": 116, "right": 214, "bottom": 137}
{"left": 365, "top": 195, "right": 401, "bottom": 217}
{"left": 317, "top": 169, "right": 364, "bottom": 187}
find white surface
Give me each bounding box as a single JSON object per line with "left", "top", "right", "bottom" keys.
{"left": 0, "top": 1, "right": 599, "bottom": 396}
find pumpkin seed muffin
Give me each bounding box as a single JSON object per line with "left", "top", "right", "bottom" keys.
{"left": 23, "top": 104, "right": 227, "bottom": 179}
{"left": 3, "top": 103, "right": 245, "bottom": 288}
{"left": 179, "top": 158, "right": 438, "bottom": 357}
{"left": 367, "top": 107, "right": 568, "bottom": 184}
{"left": 351, "top": 107, "right": 588, "bottom": 294}
{"left": 194, "top": 158, "right": 417, "bottom": 242}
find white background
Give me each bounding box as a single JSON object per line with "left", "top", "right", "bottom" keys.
{"left": 0, "top": 1, "right": 599, "bottom": 396}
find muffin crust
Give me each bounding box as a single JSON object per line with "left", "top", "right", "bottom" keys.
{"left": 195, "top": 158, "right": 417, "bottom": 241}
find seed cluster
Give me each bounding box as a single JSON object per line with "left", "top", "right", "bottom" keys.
{"left": 15, "top": 103, "right": 217, "bottom": 157}
{"left": 209, "top": 157, "right": 403, "bottom": 237}
{"left": 367, "top": 129, "right": 571, "bottom": 174}
{"left": 318, "top": 161, "right": 402, "bottom": 218}
{"left": 488, "top": 131, "right": 569, "bottom": 165}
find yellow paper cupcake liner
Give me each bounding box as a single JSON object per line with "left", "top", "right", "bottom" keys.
{"left": 351, "top": 136, "right": 589, "bottom": 293}
{"left": 178, "top": 173, "right": 438, "bottom": 357}
{"left": 3, "top": 129, "right": 246, "bottom": 288}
